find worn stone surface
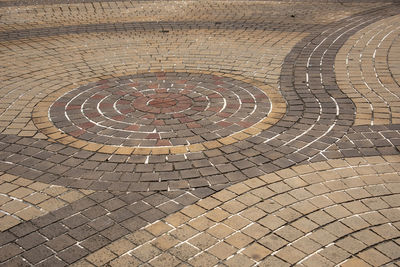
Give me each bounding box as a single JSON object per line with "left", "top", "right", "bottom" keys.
{"left": 1, "top": 0, "right": 400, "bottom": 266}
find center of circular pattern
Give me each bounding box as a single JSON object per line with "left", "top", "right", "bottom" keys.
{"left": 148, "top": 98, "right": 177, "bottom": 108}
{"left": 49, "top": 72, "right": 271, "bottom": 147}
{"left": 130, "top": 91, "right": 193, "bottom": 114}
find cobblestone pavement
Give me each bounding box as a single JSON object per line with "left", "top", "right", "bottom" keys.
{"left": 1, "top": 0, "right": 400, "bottom": 266}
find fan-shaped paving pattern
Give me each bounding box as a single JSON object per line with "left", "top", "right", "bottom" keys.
{"left": 71, "top": 156, "right": 400, "bottom": 266}
{"left": 1, "top": 0, "right": 400, "bottom": 266}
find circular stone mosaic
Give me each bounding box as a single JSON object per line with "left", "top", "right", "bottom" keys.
{"left": 48, "top": 72, "right": 272, "bottom": 147}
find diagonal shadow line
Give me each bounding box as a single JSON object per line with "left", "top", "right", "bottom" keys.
{"left": 0, "top": 0, "right": 396, "bottom": 8}
{"left": 0, "top": 20, "right": 319, "bottom": 42}
{"left": 1, "top": 1, "right": 398, "bottom": 42}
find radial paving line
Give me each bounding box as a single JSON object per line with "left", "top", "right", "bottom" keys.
{"left": 0, "top": 0, "right": 400, "bottom": 266}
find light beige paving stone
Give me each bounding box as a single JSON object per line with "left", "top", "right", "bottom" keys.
{"left": 126, "top": 231, "right": 154, "bottom": 246}
{"left": 242, "top": 243, "right": 271, "bottom": 261}
{"left": 109, "top": 255, "right": 141, "bottom": 267}
{"left": 204, "top": 208, "right": 230, "bottom": 222}
{"left": 188, "top": 252, "right": 219, "bottom": 267}
{"left": 225, "top": 232, "right": 253, "bottom": 249}
{"left": 180, "top": 205, "right": 206, "bottom": 218}
{"left": 151, "top": 235, "right": 180, "bottom": 251}
{"left": 376, "top": 241, "right": 400, "bottom": 260}
{"left": 340, "top": 257, "right": 371, "bottom": 267}
{"left": 259, "top": 256, "right": 291, "bottom": 267}
{"left": 301, "top": 253, "right": 334, "bottom": 267}
{"left": 258, "top": 234, "right": 288, "bottom": 251}
{"left": 353, "top": 229, "right": 385, "bottom": 246}
{"left": 275, "top": 246, "right": 306, "bottom": 264}
{"left": 241, "top": 223, "right": 270, "bottom": 240}
{"left": 372, "top": 224, "right": 400, "bottom": 240}
{"left": 292, "top": 237, "right": 322, "bottom": 254}
{"left": 130, "top": 243, "right": 161, "bottom": 262}
{"left": 188, "top": 233, "right": 218, "bottom": 251}
{"left": 224, "top": 215, "right": 252, "bottom": 231}
{"left": 169, "top": 243, "right": 199, "bottom": 261}
{"left": 145, "top": 221, "right": 173, "bottom": 237}
{"left": 188, "top": 216, "right": 215, "bottom": 232}
{"left": 106, "top": 238, "right": 135, "bottom": 256}
{"left": 0, "top": 216, "right": 20, "bottom": 231}
{"left": 221, "top": 199, "right": 247, "bottom": 214}
{"left": 358, "top": 248, "right": 391, "bottom": 266}
{"left": 207, "top": 242, "right": 236, "bottom": 260}
{"left": 149, "top": 253, "right": 181, "bottom": 267}
{"left": 170, "top": 225, "right": 198, "bottom": 241}
{"left": 86, "top": 248, "right": 117, "bottom": 266}
{"left": 240, "top": 206, "right": 267, "bottom": 221}
{"left": 224, "top": 253, "right": 255, "bottom": 267}
{"left": 207, "top": 224, "right": 235, "bottom": 240}
{"left": 165, "top": 212, "right": 190, "bottom": 227}
{"left": 319, "top": 245, "right": 351, "bottom": 264}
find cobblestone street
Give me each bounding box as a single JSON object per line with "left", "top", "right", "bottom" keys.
{"left": 1, "top": 0, "right": 400, "bottom": 266}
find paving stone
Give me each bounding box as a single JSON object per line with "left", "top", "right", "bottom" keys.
{"left": 376, "top": 241, "right": 400, "bottom": 260}
{"left": 1, "top": 1, "right": 400, "bottom": 266}
{"left": 21, "top": 245, "right": 53, "bottom": 265}
{"left": 242, "top": 243, "right": 271, "bottom": 261}
{"left": 45, "top": 234, "right": 76, "bottom": 252}
{"left": 188, "top": 252, "right": 219, "bottom": 267}
{"left": 169, "top": 243, "right": 199, "bottom": 261}
{"left": 36, "top": 256, "right": 67, "bottom": 267}
{"left": 301, "top": 253, "right": 334, "bottom": 267}
{"left": 207, "top": 242, "right": 236, "bottom": 260}
{"left": 58, "top": 245, "right": 89, "bottom": 264}
{"left": 80, "top": 235, "right": 110, "bottom": 252}
{"left": 16, "top": 232, "right": 46, "bottom": 250}
{"left": 224, "top": 254, "right": 254, "bottom": 267}
{"left": 131, "top": 244, "right": 161, "bottom": 262}
{"left": 275, "top": 245, "right": 306, "bottom": 264}
{"left": 86, "top": 248, "right": 117, "bottom": 266}
{"left": 358, "top": 248, "right": 391, "bottom": 266}
{"left": 0, "top": 243, "right": 23, "bottom": 262}
{"left": 188, "top": 233, "right": 218, "bottom": 250}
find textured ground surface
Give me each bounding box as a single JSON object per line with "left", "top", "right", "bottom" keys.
{"left": 1, "top": 0, "right": 400, "bottom": 266}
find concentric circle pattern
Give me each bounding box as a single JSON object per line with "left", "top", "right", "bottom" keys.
{"left": 49, "top": 72, "right": 270, "bottom": 147}
{"left": 1, "top": 0, "right": 400, "bottom": 266}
